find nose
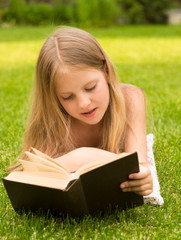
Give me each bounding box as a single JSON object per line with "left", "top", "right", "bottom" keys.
{"left": 77, "top": 93, "right": 91, "bottom": 109}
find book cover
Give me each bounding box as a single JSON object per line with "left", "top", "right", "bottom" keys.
{"left": 3, "top": 152, "right": 143, "bottom": 217}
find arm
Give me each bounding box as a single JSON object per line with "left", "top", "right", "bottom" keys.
{"left": 120, "top": 84, "right": 153, "bottom": 196}
{"left": 55, "top": 147, "right": 117, "bottom": 173}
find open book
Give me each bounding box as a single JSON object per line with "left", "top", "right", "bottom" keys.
{"left": 3, "top": 149, "right": 143, "bottom": 216}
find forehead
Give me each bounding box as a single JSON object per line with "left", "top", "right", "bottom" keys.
{"left": 55, "top": 66, "right": 106, "bottom": 93}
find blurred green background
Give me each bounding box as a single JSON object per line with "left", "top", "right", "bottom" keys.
{"left": 0, "top": 0, "right": 181, "bottom": 27}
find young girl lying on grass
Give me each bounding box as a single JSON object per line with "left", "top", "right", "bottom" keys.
{"left": 12, "top": 26, "right": 163, "bottom": 203}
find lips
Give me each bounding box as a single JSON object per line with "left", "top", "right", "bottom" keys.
{"left": 81, "top": 108, "right": 97, "bottom": 117}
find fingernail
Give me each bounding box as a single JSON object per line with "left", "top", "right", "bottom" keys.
{"left": 120, "top": 183, "right": 125, "bottom": 188}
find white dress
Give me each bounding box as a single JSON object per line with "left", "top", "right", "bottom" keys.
{"left": 144, "top": 134, "right": 164, "bottom": 205}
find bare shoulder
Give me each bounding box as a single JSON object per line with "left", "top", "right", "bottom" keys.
{"left": 120, "top": 83, "right": 145, "bottom": 111}
{"left": 120, "top": 83, "right": 145, "bottom": 99}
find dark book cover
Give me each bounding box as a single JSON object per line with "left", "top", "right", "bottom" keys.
{"left": 3, "top": 152, "right": 143, "bottom": 217}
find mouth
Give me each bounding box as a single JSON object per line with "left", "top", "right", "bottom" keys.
{"left": 81, "top": 108, "right": 97, "bottom": 117}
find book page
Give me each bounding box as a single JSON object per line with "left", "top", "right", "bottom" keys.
{"left": 31, "top": 148, "right": 68, "bottom": 171}
{"left": 31, "top": 147, "right": 55, "bottom": 161}
{"left": 25, "top": 152, "right": 70, "bottom": 176}
{"left": 5, "top": 171, "right": 75, "bottom": 190}
{"left": 19, "top": 160, "right": 71, "bottom": 179}
{"left": 74, "top": 152, "right": 129, "bottom": 177}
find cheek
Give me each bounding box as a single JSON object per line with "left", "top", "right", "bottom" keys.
{"left": 96, "top": 84, "right": 110, "bottom": 104}
{"left": 60, "top": 101, "right": 76, "bottom": 115}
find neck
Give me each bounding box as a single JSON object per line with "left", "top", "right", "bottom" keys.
{"left": 70, "top": 118, "right": 103, "bottom": 148}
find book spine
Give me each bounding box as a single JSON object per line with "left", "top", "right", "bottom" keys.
{"left": 66, "top": 178, "right": 89, "bottom": 216}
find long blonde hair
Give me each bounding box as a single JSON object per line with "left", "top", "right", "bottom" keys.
{"left": 22, "top": 27, "right": 126, "bottom": 158}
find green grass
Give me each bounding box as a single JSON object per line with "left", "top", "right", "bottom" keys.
{"left": 0, "top": 25, "right": 181, "bottom": 239}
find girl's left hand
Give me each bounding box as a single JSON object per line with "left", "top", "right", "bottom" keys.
{"left": 120, "top": 165, "right": 153, "bottom": 196}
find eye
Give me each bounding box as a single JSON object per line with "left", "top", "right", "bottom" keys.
{"left": 62, "top": 95, "right": 73, "bottom": 101}
{"left": 85, "top": 84, "right": 96, "bottom": 92}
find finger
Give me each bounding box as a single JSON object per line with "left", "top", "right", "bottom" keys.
{"left": 129, "top": 167, "right": 151, "bottom": 180}
{"left": 134, "top": 189, "right": 153, "bottom": 196}
{"left": 120, "top": 182, "right": 153, "bottom": 196}
{"left": 120, "top": 178, "right": 150, "bottom": 189}
{"left": 129, "top": 170, "right": 149, "bottom": 180}
{"left": 122, "top": 184, "right": 152, "bottom": 192}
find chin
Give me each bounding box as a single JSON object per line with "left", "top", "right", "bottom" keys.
{"left": 82, "top": 117, "right": 103, "bottom": 126}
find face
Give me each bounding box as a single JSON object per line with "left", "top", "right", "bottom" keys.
{"left": 55, "top": 67, "right": 110, "bottom": 126}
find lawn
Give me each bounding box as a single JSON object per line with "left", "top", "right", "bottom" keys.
{"left": 0, "top": 25, "right": 181, "bottom": 239}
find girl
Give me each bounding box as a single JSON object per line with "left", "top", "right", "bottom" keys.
{"left": 18, "top": 26, "right": 153, "bottom": 196}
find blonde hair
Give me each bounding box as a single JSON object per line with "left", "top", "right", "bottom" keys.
{"left": 22, "top": 26, "right": 126, "bottom": 158}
